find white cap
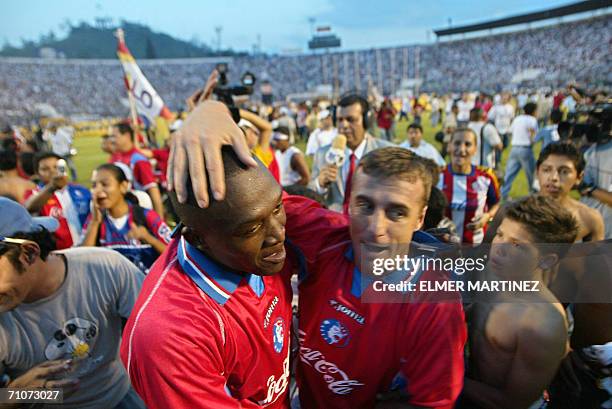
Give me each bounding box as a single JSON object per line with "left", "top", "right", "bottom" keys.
{"left": 318, "top": 109, "right": 331, "bottom": 121}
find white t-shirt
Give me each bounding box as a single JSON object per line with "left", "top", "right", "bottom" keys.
{"left": 51, "top": 126, "right": 74, "bottom": 157}
{"left": 457, "top": 100, "right": 474, "bottom": 122}
{"left": 488, "top": 103, "right": 515, "bottom": 134}
{"left": 275, "top": 146, "right": 303, "bottom": 187}
{"left": 509, "top": 115, "right": 538, "bottom": 147}
{"left": 468, "top": 121, "right": 502, "bottom": 168}
{"left": 305, "top": 128, "right": 338, "bottom": 156}
{"left": 399, "top": 140, "right": 446, "bottom": 167}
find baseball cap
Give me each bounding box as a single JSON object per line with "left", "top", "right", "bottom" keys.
{"left": 0, "top": 197, "right": 59, "bottom": 237}
{"left": 318, "top": 109, "right": 331, "bottom": 121}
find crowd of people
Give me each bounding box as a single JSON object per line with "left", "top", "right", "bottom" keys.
{"left": 0, "top": 15, "right": 611, "bottom": 409}
{"left": 0, "top": 14, "right": 610, "bottom": 124}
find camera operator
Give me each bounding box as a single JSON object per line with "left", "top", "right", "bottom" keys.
{"left": 576, "top": 101, "right": 612, "bottom": 239}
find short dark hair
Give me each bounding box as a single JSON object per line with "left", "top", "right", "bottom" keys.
{"left": 469, "top": 108, "right": 483, "bottom": 121}
{"left": 19, "top": 152, "right": 36, "bottom": 177}
{"left": 169, "top": 146, "right": 265, "bottom": 228}
{"left": 451, "top": 127, "right": 477, "bottom": 144}
{"left": 504, "top": 195, "right": 578, "bottom": 244}
{"left": 1, "top": 138, "right": 17, "bottom": 151}
{"left": 114, "top": 121, "right": 135, "bottom": 141}
{"left": 550, "top": 109, "right": 562, "bottom": 124}
{"left": 95, "top": 163, "right": 139, "bottom": 205}
{"left": 407, "top": 123, "right": 423, "bottom": 133}
{"left": 338, "top": 94, "right": 369, "bottom": 115}
{"left": 357, "top": 147, "right": 432, "bottom": 207}
{"left": 0, "top": 227, "right": 57, "bottom": 267}
{"left": 0, "top": 149, "right": 17, "bottom": 171}
{"left": 34, "top": 151, "right": 63, "bottom": 172}
{"left": 423, "top": 187, "right": 448, "bottom": 230}
{"left": 523, "top": 102, "right": 537, "bottom": 116}
{"left": 536, "top": 141, "right": 585, "bottom": 174}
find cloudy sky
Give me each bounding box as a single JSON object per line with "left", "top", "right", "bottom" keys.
{"left": 3, "top": 0, "right": 587, "bottom": 53}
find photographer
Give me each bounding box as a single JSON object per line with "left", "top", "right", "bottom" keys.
{"left": 571, "top": 100, "right": 612, "bottom": 239}
{"left": 24, "top": 152, "right": 91, "bottom": 249}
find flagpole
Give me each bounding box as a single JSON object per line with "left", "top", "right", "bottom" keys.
{"left": 115, "top": 28, "right": 143, "bottom": 149}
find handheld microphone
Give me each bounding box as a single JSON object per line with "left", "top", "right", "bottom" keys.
{"left": 325, "top": 134, "right": 347, "bottom": 167}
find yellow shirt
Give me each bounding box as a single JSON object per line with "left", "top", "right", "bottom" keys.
{"left": 252, "top": 145, "right": 274, "bottom": 166}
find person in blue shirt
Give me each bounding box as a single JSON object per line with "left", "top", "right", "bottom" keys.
{"left": 535, "top": 109, "right": 562, "bottom": 149}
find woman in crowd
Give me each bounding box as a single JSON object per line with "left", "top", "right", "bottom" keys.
{"left": 81, "top": 163, "right": 170, "bottom": 271}
{"left": 438, "top": 128, "right": 501, "bottom": 244}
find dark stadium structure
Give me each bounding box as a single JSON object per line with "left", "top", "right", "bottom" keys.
{"left": 434, "top": 0, "right": 612, "bottom": 37}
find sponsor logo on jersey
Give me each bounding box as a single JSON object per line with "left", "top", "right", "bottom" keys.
{"left": 299, "top": 330, "right": 364, "bottom": 395}
{"left": 329, "top": 299, "right": 365, "bottom": 325}
{"left": 258, "top": 354, "right": 290, "bottom": 405}
{"left": 264, "top": 296, "right": 279, "bottom": 328}
{"left": 320, "top": 319, "right": 350, "bottom": 347}
{"left": 272, "top": 317, "right": 284, "bottom": 353}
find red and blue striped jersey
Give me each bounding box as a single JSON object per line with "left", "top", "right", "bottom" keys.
{"left": 438, "top": 165, "right": 500, "bottom": 244}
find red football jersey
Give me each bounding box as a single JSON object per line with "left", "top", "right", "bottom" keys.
{"left": 120, "top": 236, "right": 293, "bottom": 408}
{"left": 282, "top": 195, "right": 467, "bottom": 409}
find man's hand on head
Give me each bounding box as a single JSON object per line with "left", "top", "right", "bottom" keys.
{"left": 167, "top": 100, "right": 258, "bottom": 208}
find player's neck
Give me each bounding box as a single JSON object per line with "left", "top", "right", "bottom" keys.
{"left": 452, "top": 163, "right": 471, "bottom": 174}
{"left": 24, "top": 253, "right": 66, "bottom": 303}
{"left": 556, "top": 194, "right": 574, "bottom": 207}
{"left": 109, "top": 200, "right": 130, "bottom": 219}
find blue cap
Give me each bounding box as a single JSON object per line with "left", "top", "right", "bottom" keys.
{"left": 0, "top": 197, "right": 59, "bottom": 237}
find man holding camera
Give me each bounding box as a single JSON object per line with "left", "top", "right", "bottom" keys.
{"left": 578, "top": 128, "right": 612, "bottom": 239}
{"left": 24, "top": 152, "right": 90, "bottom": 249}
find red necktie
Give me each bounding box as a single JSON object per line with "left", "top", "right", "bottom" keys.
{"left": 343, "top": 153, "right": 356, "bottom": 215}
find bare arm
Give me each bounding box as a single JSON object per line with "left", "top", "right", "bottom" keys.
{"left": 147, "top": 186, "right": 165, "bottom": 220}
{"left": 586, "top": 207, "right": 605, "bottom": 241}
{"left": 290, "top": 153, "right": 310, "bottom": 186}
{"left": 591, "top": 188, "right": 612, "bottom": 207}
{"left": 25, "top": 176, "right": 68, "bottom": 213}
{"left": 239, "top": 109, "right": 273, "bottom": 149}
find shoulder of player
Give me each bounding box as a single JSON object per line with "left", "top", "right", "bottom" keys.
{"left": 58, "top": 246, "right": 137, "bottom": 271}
{"left": 131, "top": 266, "right": 231, "bottom": 347}
{"left": 574, "top": 200, "right": 604, "bottom": 226}
{"left": 498, "top": 302, "right": 567, "bottom": 343}
{"left": 475, "top": 165, "right": 498, "bottom": 180}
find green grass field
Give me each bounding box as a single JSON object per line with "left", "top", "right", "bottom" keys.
{"left": 72, "top": 112, "right": 531, "bottom": 199}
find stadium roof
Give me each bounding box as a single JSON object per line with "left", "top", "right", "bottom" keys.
{"left": 434, "top": 0, "right": 612, "bottom": 37}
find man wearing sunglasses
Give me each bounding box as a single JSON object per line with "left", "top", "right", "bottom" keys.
{"left": 0, "top": 198, "right": 145, "bottom": 409}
